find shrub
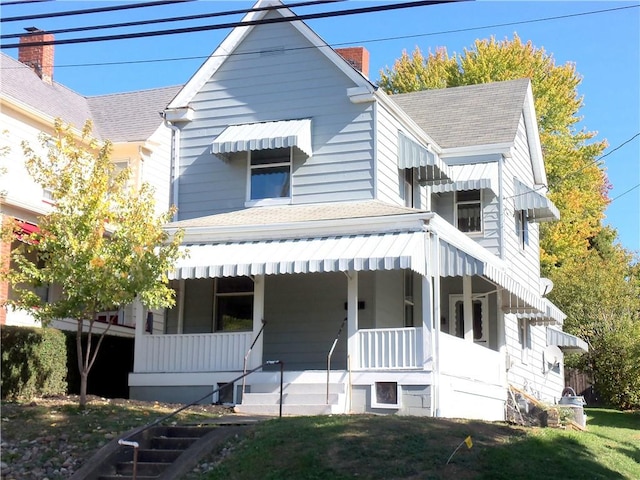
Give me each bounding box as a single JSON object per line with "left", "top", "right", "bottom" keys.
{"left": 1, "top": 325, "right": 67, "bottom": 399}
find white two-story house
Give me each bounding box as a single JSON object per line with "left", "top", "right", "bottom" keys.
{"left": 125, "top": 0, "right": 584, "bottom": 419}
{"left": 0, "top": 31, "right": 178, "bottom": 336}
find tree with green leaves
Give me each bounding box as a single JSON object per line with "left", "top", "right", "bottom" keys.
{"left": 379, "top": 34, "right": 640, "bottom": 409}
{"left": 379, "top": 34, "right": 609, "bottom": 272}
{"left": 4, "top": 120, "right": 183, "bottom": 408}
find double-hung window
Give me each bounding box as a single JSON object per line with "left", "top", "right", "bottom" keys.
{"left": 248, "top": 148, "right": 291, "bottom": 203}
{"left": 515, "top": 210, "right": 529, "bottom": 250}
{"left": 455, "top": 190, "right": 482, "bottom": 233}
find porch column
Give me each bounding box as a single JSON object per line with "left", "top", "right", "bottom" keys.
{"left": 132, "top": 297, "right": 145, "bottom": 372}
{"left": 496, "top": 288, "right": 507, "bottom": 386}
{"left": 463, "top": 275, "right": 473, "bottom": 341}
{"left": 421, "top": 274, "right": 433, "bottom": 371}
{"left": 250, "top": 274, "right": 265, "bottom": 369}
{"left": 346, "top": 270, "right": 359, "bottom": 370}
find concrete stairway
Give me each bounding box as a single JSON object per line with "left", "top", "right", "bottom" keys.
{"left": 235, "top": 382, "right": 346, "bottom": 416}
{"left": 70, "top": 419, "right": 257, "bottom": 480}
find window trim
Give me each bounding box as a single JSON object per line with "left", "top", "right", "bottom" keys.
{"left": 515, "top": 210, "right": 529, "bottom": 251}
{"left": 213, "top": 277, "right": 254, "bottom": 332}
{"left": 245, "top": 148, "right": 293, "bottom": 207}
{"left": 404, "top": 270, "right": 415, "bottom": 327}
{"left": 455, "top": 190, "right": 483, "bottom": 235}
{"left": 371, "top": 381, "right": 401, "bottom": 409}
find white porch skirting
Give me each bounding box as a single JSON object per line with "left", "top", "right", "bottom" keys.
{"left": 136, "top": 332, "right": 252, "bottom": 373}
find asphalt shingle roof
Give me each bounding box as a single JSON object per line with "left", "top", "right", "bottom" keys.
{"left": 168, "top": 200, "right": 422, "bottom": 229}
{"left": 1, "top": 53, "right": 180, "bottom": 142}
{"left": 391, "top": 78, "right": 531, "bottom": 149}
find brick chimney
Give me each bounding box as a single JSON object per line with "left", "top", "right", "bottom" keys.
{"left": 18, "top": 27, "right": 54, "bottom": 84}
{"left": 336, "top": 47, "right": 369, "bottom": 77}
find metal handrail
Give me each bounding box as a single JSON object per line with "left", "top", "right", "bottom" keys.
{"left": 242, "top": 319, "right": 267, "bottom": 396}
{"left": 326, "top": 317, "right": 347, "bottom": 404}
{"left": 118, "top": 360, "right": 283, "bottom": 480}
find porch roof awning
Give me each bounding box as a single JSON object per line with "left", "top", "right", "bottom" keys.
{"left": 170, "top": 231, "right": 426, "bottom": 279}
{"left": 431, "top": 162, "right": 499, "bottom": 196}
{"left": 513, "top": 179, "right": 560, "bottom": 222}
{"left": 211, "top": 119, "right": 312, "bottom": 157}
{"left": 398, "top": 131, "right": 452, "bottom": 183}
{"left": 547, "top": 328, "right": 588, "bottom": 353}
{"left": 438, "top": 240, "right": 551, "bottom": 316}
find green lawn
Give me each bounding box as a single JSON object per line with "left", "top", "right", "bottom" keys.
{"left": 204, "top": 408, "right": 640, "bottom": 480}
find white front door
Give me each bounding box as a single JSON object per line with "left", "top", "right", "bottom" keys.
{"left": 449, "top": 294, "right": 489, "bottom": 346}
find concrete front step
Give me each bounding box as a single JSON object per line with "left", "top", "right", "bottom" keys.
{"left": 241, "top": 392, "right": 340, "bottom": 405}
{"left": 247, "top": 382, "right": 345, "bottom": 395}
{"left": 234, "top": 403, "right": 333, "bottom": 416}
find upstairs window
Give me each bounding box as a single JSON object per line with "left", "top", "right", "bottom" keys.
{"left": 248, "top": 148, "right": 291, "bottom": 202}
{"left": 403, "top": 169, "right": 415, "bottom": 208}
{"left": 515, "top": 210, "right": 529, "bottom": 250}
{"left": 455, "top": 190, "right": 482, "bottom": 233}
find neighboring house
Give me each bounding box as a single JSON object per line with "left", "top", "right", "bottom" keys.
{"left": 127, "top": 0, "right": 587, "bottom": 420}
{"left": 0, "top": 29, "right": 179, "bottom": 336}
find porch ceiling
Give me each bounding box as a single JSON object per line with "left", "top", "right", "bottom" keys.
{"left": 170, "top": 231, "right": 426, "bottom": 279}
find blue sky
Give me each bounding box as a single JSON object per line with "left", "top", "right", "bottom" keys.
{"left": 2, "top": 0, "right": 639, "bottom": 252}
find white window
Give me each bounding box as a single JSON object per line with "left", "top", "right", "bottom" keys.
{"left": 214, "top": 276, "right": 254, "bottom": 332}
{"left": 518, "top": 318, "right": 530, "bottom": 364}
{"left": 455, "top": 190, "right": 482, "bottom": 233}
{"left": 248, "top": 148, "right": 291, "bottom": 203}
{"left": 404, "top": 270, "right": 414, "bottom": 327}
{"left": 403, "top": 169, "right": 415, "bottom": 208}
{"left": 515, "top": 210, "right": 529, "bottom": 250}
{"left": 448, "top": 294, "right": 489, "bottom": 345}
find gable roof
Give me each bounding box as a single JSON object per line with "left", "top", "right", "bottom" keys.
{"left": 0, "top": 53, "right": 94, "bottom": 130}
{"left": 0, "top": 52, "right": 178, "bottom": 143}
{"left": 87, "top": 86, "right": 181, "bottom": 142}
{"left": 167, "top": 0, "right": 374, "bottom": 110}
{"left": 391, "top": 78, "right": 530, "bottom": 149}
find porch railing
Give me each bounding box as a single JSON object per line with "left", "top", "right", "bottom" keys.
{"left": 136, "top": 332, "right": 252, "bottom": 373}
{"left": 357, "top": 327, "right": 422, "bottom": 370}
{"left": 326, "top": 317, "right": 347, "bottom": 403}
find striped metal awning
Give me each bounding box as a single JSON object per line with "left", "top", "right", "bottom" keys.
{"left": 170, "top": 231, "right": 426, "bottom": 279}
{"left": 517, "top": 298, "right": 567, "bottom": 325}
{"left": 211, "top": 119, "right": 312, "bottom": 157}
{"left": 514, "top": 179, "right": 560, "bottom": 222}
{"left": 431, "top": 162, "right": 499, "bottom": 196}
{"left": 547, "top": 328, "right": 588, "bottom": 353}
{"left": 398, "top": 131, "right": 452, "bottom": 184}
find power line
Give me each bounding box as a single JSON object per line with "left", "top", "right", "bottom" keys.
{"left": 0, "top": 0, "right": 344, "bottom": 39}
{"left": 0, "top": 0, "right": 52, "bottom": 6}
{"left": 610, "top": 183, "right": 640, "bottom": 203}
{"left": 0, "top": 0, "right": 193, "bottom": 23}
{"left": 0, "top": 0, "right": 464, "bottom": 49}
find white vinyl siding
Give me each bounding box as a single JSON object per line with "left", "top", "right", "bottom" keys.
{"left": 176, "top": 19, "right": 375, "bottom": 220}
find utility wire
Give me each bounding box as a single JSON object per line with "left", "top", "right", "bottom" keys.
{"left": 1, "top": 0, "right": 464, "bottom": 49}
{"left": 0, "top": 0, "right": 344, "bottom": 39}
{"left": 610, "top": 183, "right": 639, "bottom": 203}
{"left": 0, "top": 0, "right": 52, "bottom": 6}
{"left": 0, "top": 0, "right": 193, "bottom": 23}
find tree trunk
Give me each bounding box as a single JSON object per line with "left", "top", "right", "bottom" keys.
{"left": 79, "top": 370, "right": 88, "bottom": 409}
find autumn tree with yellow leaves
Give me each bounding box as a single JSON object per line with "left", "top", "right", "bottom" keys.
{"left": 379, "top": 35, "right": 640, "bottom": 408}
{"left": 5, "top": 120, "right": 183, "bottom": 408}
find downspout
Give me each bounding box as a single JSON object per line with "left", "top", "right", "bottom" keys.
{"left": 498, "top": 153, "right": 505, "bottom": 259}
{"left": 163, "top": 116, "right": 180, "bottom": 221}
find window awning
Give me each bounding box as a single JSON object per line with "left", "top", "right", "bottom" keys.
{"left": 211, "top": 119, "right": 312, "bottom": 157}
{"left": 514, "top": 179, "right": 560, "bottom": 222}
{"left": 431, "top": 162, "right": 499, "bottom": 196}
{"left": 517, "top": 298, "right": 566, "bottom": 325}
{"left": 547, "top": 328, "right": 588, "bottom": 353}
{"left": 170, "top": 231, "right": 426, "bottom": 280}
{"left": 398, "top": 131, "right": 452, "bottom": 183}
